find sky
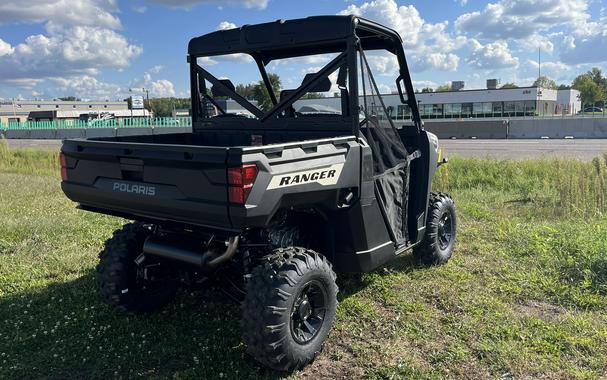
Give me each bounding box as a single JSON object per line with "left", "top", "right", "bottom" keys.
{"left": 0, "top": 0, "right": 606, "bottom": 100}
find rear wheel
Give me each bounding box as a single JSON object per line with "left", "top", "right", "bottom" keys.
{"left": 241, "top": 247, "right": 338, "bottom": 371}
{"left": 96, "top": 222, "right": 177, "bottom": 314}
{"left": 413, "top": 192, "right": 457, "bottom": 265}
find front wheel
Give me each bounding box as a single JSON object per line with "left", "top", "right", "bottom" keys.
{"left": 241, "top": 247, "right": 338, "bottom": 371}
{"left": 413, "top": 192, "right": 457, "bottom": 265}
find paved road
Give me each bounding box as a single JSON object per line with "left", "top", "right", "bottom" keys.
{"left": 440, "top": 139, "right": 607, "bottom": 160}
{"left": 4, "top": 139, "right": 607, "bottom": 161}
{"left": 4, "top": 139, "right": 63, "bottom": 151}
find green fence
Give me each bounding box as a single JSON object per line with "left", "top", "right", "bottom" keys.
{"left": 0, "top": 117, "right": 192, "bottom": 130}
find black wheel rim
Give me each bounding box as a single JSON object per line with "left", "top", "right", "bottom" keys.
{"left": 437, "top": 211, "right": 454, "bottom": 250}
{"left": 290, "top": 280, "right": 327, "bottom": 344}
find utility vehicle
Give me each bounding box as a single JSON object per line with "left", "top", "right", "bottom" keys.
{"left": 60, "top": 16, "right": 457, "bottom": 371}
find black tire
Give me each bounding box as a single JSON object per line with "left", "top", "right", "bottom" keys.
{"left": 241, "top": 247, "right": 338, "bottom": 371}
{"left": 96, "top": 222, "right": 177, "bottom": 314}
{"left": 413, "top": 192, "right": 457, "bottom": 265}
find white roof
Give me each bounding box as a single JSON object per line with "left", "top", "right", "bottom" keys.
{"left": 56, "top": 109, "right": 150, "bottom": 118}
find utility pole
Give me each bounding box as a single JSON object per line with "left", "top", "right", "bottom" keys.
{"left": 142, "top": 88, "right": 151, "bottom": 119}
{"left": 538, "top": 47, "right": 541, "bottom": 80}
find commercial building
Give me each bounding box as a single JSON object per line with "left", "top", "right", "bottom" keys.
{"left": 0, "top": 99, "right": 149, "bottom": 124}
{"left": 295, "top": 85, "right": 582, "bottom": 121}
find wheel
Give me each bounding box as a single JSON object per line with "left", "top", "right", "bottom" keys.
{"left": 96, "top": 222, "right": 177, "bottom": 314}
{"left": 241, "top": 247, "right": 338, "bottom": 371}
{"left": 413, "top": 192, "right": 457, "bottom": 265}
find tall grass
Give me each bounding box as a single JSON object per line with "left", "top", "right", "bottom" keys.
{"left": 1, "top": 139, "right": 606, "bottom": 217}
{"left": 0, "top": 139, "right": 59, "bottom": 177}
{"left": 434, "top": 155, "right": 607, "bottom": 218}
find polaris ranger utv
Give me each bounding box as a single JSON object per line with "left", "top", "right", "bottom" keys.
{"left": 60, "top": 16, "right": 456, "bottom": 371}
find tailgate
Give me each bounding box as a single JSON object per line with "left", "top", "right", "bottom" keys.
{"left": 60, "top": 139, "right": 232, "bottom": 229}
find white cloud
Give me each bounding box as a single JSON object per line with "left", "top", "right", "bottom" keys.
{"left": 376, "top": 83, "right": 393, "bottom": 94}
{"left": 366, "top": 54, "right": 399, "bottom": 76}
{"left": 455, "top": 1, "right": 607, "bottom": 66}
{"left": 0, "top": 1, "right": 143, "bottom": 98}
{"left": 518, "top": 33, "right": 555, "bottom": 54}
{"left": 414, "top": 53, "right": 460, "bottom": 72}
{"left": 149, "top": 79, "right": 176, "bottom": 97}
{"left": 467, "top": 39, "right": 519, "bottom": 69}
{"left": 50, "top": 75, "right": 122, "bottom": 99}
{"left": 412, "top": 80, "right": 439, "bottom": 90}
{"left": 0, "top": 38, "right": 14, "bottom": 57}
{"left": 559, "top": 16, "right": 607, "bottom": 64}
{"left": 339, "top": 0, "right": 466, "bottom": 72}
{"left": 0, "top": 0, "right": 121, "bottom": 29}
{"left": 526, "top": 59, "right": 570, "bottom": 72}
{"left": 455, "top": 0, "right": 590, "bottom": 40}
{"left": 131, "top": 70, "right": 176, "bottom": 97}
{"left": 214, "top": 53, "right": 254, "bottom": 63}
{"left": 5, "top": 78, "right": 45, "bottom": 90}
{"left": 0, "top": 24, "right": 143, "bottom": 81}
{"left": 340, "top": 1, "right": 425, "bottom": 46}
{"left": 148, "top": 65, "right": 164, "bottom": 74}
{"left": 148, "top": 0, "right": 268, "bottom": 10}
{"left": 217, "top": 21, "right": 237, "bottom": 30}
{"left": 197, "top": 56, "right": 218, "bottom": 66}
{"left": 33, "top": 67, "right": 178, "bottom": 100}
{"left": 132, "top": 5, "right": 148, "bottom": 13}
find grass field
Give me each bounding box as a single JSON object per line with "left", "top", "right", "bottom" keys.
{"left": 1, "top": 140, "right": 607, "bottom": 379}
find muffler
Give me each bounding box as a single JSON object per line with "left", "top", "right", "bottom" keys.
{"left": 143, "top": 235, "right": 240, "bottom": 268}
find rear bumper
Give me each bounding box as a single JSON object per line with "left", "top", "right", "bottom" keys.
{"left": 61, "top": 181, "right": 234, "bottom": 231}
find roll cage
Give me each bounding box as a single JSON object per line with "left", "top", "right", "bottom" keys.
{"left": 187, "top": 15, "right": 422, "bottom": 134}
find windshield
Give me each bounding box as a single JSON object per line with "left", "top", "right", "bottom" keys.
{"left": 192, "top": 51, "right": 350, "bottom": 122}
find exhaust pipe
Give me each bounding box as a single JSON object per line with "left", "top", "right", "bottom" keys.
{"left": 143, "top": 235, "right": 240, "bottom": 268}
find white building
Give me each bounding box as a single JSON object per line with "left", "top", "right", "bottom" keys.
{"left": 0, "top": 99, "right": 132, "bottom": 124}
{"left": 295, "top": 86, "right": 582, "bottom": 120}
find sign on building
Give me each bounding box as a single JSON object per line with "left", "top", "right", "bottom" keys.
{"left": 131, "top": 95, "right": 144, "bottom": 110}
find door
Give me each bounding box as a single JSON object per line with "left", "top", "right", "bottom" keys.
{"left": 358, "top": 49, "right": 411, "bottom": 246}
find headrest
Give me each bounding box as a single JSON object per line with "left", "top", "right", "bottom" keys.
{"left": 301, "top": 73, "right": 331, "bottom": 92}
{"left": 211, "top": 79, "right": 235, "bottom": 97}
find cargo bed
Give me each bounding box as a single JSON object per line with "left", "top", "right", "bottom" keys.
{"left": 61, "top": 136, "right": 234, "bottom": 230}
{"left": 60, "top": 132, "right": 358, "bottom": 232}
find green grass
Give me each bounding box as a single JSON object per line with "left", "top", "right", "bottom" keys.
{"left": 1, "top": 141, "right": 607, "bottom": 379}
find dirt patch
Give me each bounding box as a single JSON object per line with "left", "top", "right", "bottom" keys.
{"left": 296, "top": 336, "right": 365, "bottom": 380}
{"left": 517, "top": 300, "right": 566, "bottom": 321}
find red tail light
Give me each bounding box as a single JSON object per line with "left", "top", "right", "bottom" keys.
{"left": 227, "top": 164, "right": 258, "bottom": 204}
{"left": 59, "top": 152, "right": 68, "bottom": 181}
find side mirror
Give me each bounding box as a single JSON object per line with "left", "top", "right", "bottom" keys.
{"left": 396, "top": 75, "right": 408, "bottom": 104}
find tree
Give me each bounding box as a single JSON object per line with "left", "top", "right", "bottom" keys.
{"left": 435, "top": 84, "right": 452, "bottom": 92}
{"left": 572, "top": 74, "right": 606, "bottom": 106}
{"left": 420, "top": 87, "right": 434, "bottom": 93}
{"left": 587, "top": 67, "right": 607, "bottom": 88}
{"left": 557, "top": 84, "right": 571, "bottom": 90}
{"left": 235, "top": 83, "right": 256, "bottom": 100}
{"left": 500, "top": 83, "right": 518, "bottom": 89}
{"left": 533, "top": 75, "right": 557, "bottom": 89}
{"left": 145, "top": 98, "right": 191, "bottom": 117}
{"left": 58, "top": 96, "right": 80, "bottom": 101}
{"left": 250, "top": 73, "right": 281, "bottom": 111}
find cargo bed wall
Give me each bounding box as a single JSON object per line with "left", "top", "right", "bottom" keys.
{"left": 93, "top": 130, "right": 348, "bottom": 148}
